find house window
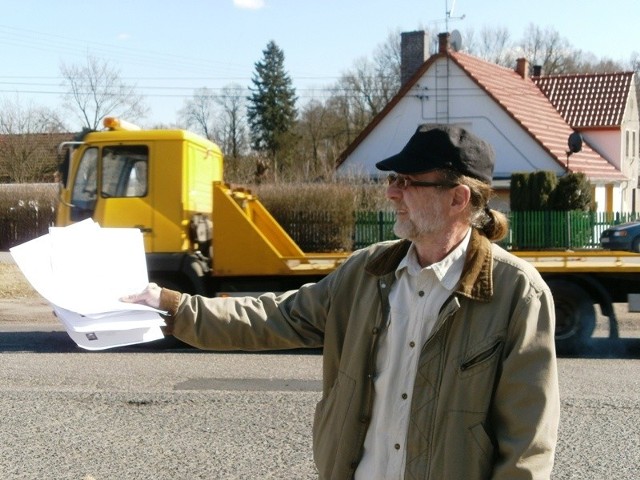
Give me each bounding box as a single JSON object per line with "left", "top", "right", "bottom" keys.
{"left": 626, "top": 130, "right": 630, "bottom": 157}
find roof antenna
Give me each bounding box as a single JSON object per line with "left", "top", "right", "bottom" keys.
{"left": 445, "top": 0, "right": 466, "bottom": 32}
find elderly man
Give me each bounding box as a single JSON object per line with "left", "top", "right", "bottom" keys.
{"left": 125, "top": 124, "right": 560, "bottom": 479}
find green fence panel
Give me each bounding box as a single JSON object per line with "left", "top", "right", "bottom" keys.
{"left": 354, "top": 210, "right": 640, "bottom": 251}
{"left": 353, "top": 211, "right": 396, "bottom": 250}
{"left": 503, "top": 211, "right": 640, "bottom": 250}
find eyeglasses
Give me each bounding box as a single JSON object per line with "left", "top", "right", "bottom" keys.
{"left": 386, "top": 174, "right": 458, "bottom": 190}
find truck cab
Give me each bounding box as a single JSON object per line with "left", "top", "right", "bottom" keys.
{"left": 57, "top": 117, "right": 223, "bottom": 254}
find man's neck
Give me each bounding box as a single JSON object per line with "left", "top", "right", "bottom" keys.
{"left": 412, "top": 224, "right": 471, "bottom": 268}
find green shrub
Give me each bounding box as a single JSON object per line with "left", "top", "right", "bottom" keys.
{"left": 548, "top": 173, "right": 594, "bottom": 211}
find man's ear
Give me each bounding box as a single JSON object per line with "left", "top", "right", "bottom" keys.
{"left": 450, "top": 184, "right": 471, "bottom": 212}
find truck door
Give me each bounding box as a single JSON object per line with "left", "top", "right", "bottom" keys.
{"left": 94, "top": 145, "right": 154, "bottom": 251}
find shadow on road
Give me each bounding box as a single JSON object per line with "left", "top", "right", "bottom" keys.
{"left": 0, "top": 330, "right": 191, "bottom": 353}
{"left": 0, "top": 330, "right": 324, "bottom": 355}
{"left": 2, "top": 329, "right": 638, "bottom": 358}
{"left": 556, "top": 337, "right": 640, "bottom": 359}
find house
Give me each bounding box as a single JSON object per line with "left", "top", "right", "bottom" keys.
{"left": 533, "top": 71, "right": 639, "bottom": 212}
{"left": 336, "top": 31, "right": 636, "bottom": 213}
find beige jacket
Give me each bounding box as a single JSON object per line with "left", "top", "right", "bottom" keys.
{"left": 161, "top": 230, "right": 560, "bottom": 479}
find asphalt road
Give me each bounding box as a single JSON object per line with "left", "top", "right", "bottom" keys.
{"left": 1, "top": 309, "right": 639, "bottom": 479}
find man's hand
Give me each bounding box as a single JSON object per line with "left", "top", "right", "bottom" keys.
{"left": 121, "top": 283, "right": 162, "bottom": 309}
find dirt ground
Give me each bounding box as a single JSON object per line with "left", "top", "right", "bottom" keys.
{"left": 0, "top": 251, "right": 58, "bottom": 325}
{"left": 0, "top": 297, "right": 58, "bottom": 325}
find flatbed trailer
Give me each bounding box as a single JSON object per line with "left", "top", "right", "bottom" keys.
{"left": 513, "top": 250, "right": 640, "bottom": 351}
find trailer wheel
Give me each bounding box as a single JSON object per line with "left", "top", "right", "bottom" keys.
{"left": 547, "top": 279, "right": 596, "bottom": 354}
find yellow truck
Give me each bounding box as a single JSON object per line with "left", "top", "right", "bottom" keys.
{"left": 56, "top": 118, "right": 640, "bottom": 353}
{"left": 56, "top": 117, "right": 347, "bottom": 297}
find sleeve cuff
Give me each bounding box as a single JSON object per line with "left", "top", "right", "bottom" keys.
{"left": 159, "top": 288, "right": 181, "bottom": 315}
{"left": 158, "top": 288, "right": 182, "bottom": 335}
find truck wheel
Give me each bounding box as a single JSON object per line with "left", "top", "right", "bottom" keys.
{"left": 547, "top": 279, "right": 596, "bottom": 354}
{"left": 633, "top": 237, "right": 640, "bottom": 253}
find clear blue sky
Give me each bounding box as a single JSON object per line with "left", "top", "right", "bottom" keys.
{"left": 2, "top": 0, "right": 639, "bottom": 130}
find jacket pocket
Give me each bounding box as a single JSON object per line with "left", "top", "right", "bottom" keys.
{"left": 459, "top": 337, "right": 503, "bottom": 377}
{"left": 312, "top": 370, "right": 356, "bottom": 477}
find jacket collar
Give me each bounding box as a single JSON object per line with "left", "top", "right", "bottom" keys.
{"left": 364, "top": 229, "right": 494, "bottom": 302}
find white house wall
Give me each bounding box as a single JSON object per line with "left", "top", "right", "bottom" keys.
{"left": 585, "top": 85, "right": 640, "bottom": 213}
{"left": 583, "top": 130, "right": 622, "bottom": 170}
{"left": 594, "top": 184, "right": 622, "bottom": 213}
{"left": 337, "top": 57, "right": 566, "bottom": 181}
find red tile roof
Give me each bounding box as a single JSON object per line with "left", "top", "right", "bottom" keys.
{"left": 532, "top": 72, "right": 634, "bottom": 128}
{"left": 337, "top": 50, "right": 625, "bottom": 182}
{"left": 450, "top": 51, "right": 624, "bottom": 180}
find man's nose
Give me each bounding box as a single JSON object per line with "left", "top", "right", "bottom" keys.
{"left": 386, "top": 183, "right": 402, "bottom": 200}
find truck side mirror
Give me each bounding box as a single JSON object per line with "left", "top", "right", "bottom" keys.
{"left": 57, "top": 149, "right": 70, "bottom": 187}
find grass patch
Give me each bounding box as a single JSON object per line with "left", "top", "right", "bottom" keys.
{"left": 0, "top": 263, "right": 38, "bottom": 299}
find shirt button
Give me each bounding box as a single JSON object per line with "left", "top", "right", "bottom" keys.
{"left": 409, "top": 341, "right": 416, "bottom": 348}
{"left": 394, "top": 443, "right": 401, "bottom": 450}
{"left": 372, "top": 327, "right": 380, "bottom": 334}
{"left": 418, "top": 290, "right": 425, "bottom": 297}
{"left": 401, "top": 393, "right": 408, "bottom": 400}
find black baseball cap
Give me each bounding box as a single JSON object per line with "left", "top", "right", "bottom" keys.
{"left": 375, "top": 124, "right": 495, "bottom": 184}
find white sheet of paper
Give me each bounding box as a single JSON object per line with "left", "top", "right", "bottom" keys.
{"left": 10, "top": 221, "right": 167, "bottom": 350}
{"left": 60, "top": 320, "right": 165, "bottom": 351}
{"left": 48, "top": 223, "right": 150, "bottom": 314}
{"left": 11, "top": 220, "right": 156, "bottom": 315}
{"left": 54, "top": 306, "right": 165, "bottom": 333}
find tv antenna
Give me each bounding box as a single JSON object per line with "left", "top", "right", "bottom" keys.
{"left": 445, "top": 0, "right": 466, "bottom": 32}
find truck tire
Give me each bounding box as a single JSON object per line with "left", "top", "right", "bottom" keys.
{"left": 547, "top": 279, "right": 596, "bottom": 354}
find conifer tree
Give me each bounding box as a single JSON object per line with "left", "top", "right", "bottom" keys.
{"left": 247, "top": 41, "right": 297, "bottom": 175}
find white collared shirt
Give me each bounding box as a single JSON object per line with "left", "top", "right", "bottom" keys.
{"left": 354, "top": 228, "right": 471, "bottom": 479}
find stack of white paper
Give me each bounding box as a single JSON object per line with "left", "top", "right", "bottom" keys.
{"left": 10, "top": 219, "right": 166, "bottom": 350}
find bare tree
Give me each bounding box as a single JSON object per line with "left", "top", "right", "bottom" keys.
{"left": 60, "top": 54, "right": 148, "bottom": 130}
{"left": 518, "top": 24, "right": 576, "bottom": 75}
{"left": 464, "top": 26, "right": 515, "bottom": 67}
{"left": 327, "top": 30, "right": 402, "bottom": 153}
{"left": 336, "top": 31, "right": 401, "bottom": 123}
{"left": 293, "top": 99, "right": 335, "bottom": 180}
{"left": 213, "top": 84, "right": 251, "bottom": 181}
{"left": 0, "top": 97, "right": 67, "bottom": 182}
{"left": 214, "top": 84, "right": 249, "bottom": 160}
{"left": 179, "top": 87, "right": 216, "bottom": 140}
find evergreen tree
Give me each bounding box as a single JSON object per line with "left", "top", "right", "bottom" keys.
{"left": 247, "top": 40, "right": 297, "bottom": 176}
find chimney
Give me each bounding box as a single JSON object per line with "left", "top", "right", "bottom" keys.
{"left": 401, "top": 31, "right": 428, "bottom": 86}
{"left": 438, "top": 32, "right": 450, "bottom": 54}
{"left": 532, "top": 65, "right": 542, "bottom": 77}
{"left": 515, "top": 58, "right": 529, "bottom": 79}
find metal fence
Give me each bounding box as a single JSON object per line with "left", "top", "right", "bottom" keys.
{"left": 0, "top": 204, "right": 56, "bottom": 250}
{"left": 504, "top": 211, "right": 640, "bottom": 250}
{"left": 349, "top": 210, "right": 640, "bottom": 251}
{"left": 3, "top": 206, "right": 639, "bottom": 253}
